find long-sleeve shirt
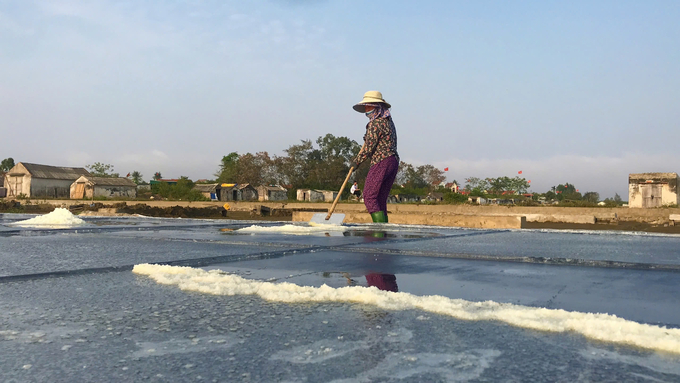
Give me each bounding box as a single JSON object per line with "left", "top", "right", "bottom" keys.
{"left": 353, "top": 117, "right": 399, "bottom": 167}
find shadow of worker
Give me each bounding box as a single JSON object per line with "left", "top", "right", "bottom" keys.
{"left": 365, "top": 273, "right": 398, "bottom": 292}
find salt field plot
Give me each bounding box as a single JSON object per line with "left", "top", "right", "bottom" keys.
{"left": 2, "top": 216, "right": 680, "bottom": 382}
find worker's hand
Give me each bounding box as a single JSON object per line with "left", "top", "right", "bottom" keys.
{"left": 349, "top": 161, "right": 358, "bottom": 170}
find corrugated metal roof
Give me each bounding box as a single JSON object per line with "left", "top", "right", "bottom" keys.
{"left": 76, "top": 176, "right": 137, "bottom": 187}
{"left": 21, "top": 162, "right": 90, "bottom": 180}
{"left": 237, "top": 183, "right": 255, "bottom": 190}
{"left": 258, "top": 185, "right": 288, "bottom": 191}
{"left": 193, "top": 183, "right": 219, "bottom": 192}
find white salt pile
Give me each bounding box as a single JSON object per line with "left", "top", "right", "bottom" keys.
{"left": 236, "top": 223, "right": 347, "bottom": 235}
{"left": 9, "top": 208, "right": 87, "bottom": 227}
{"left": 133, "top": 263, "right": 680, "bottom": 354}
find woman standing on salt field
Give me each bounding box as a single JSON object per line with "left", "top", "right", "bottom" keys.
{"left": 350, "top": 91, "right": 399, "bottom": 223}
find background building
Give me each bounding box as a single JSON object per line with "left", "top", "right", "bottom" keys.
{"left": 3, "top": 162, "right": 90, "bottom": 198}
{"left": 70, "top": 176, "right": 138, "bottom": 199}
{"left": 629, "top": 173, "right": 679, "bottom": 208}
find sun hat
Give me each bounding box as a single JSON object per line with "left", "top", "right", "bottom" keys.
{"left": 353, "top": 91, "right": 391, "bottom": 112}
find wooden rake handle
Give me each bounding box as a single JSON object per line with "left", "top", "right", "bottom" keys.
{"left": 326, "top": 166, "right": 354, "bottom": 220}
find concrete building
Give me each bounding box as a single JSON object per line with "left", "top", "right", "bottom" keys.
{"left": 394, "top": 194, "right": 421, "bottom": 203}
{"left": 296, "top": 188, "right": 324, "bottom": 202}
{"left": 317, "top": 190, "right": 338, "bottom": 202}
{"left": 629, "top": 173, "right": 679, "bottom": 208}
{"left": 425, "top": 192, "right": 444, "bottom": 202}
{"left": 70, "top": 176, "right": 137, "bottom": 199}
{"left": 258, "top": 185, "right": 288, "bottom": 201}
{"left": 238, "top": 184, "right": 259, "bottom": 201}
{"left": 468, "top": 196, "right": 488, "bottom": 205}
{"left": 3, "top": 162, "right": 90, "bottom": 198}
{"left": 221, "top": 184, "right": 241, "bottom": 201}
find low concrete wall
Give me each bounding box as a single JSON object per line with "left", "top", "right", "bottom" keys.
{"left": 293, "top": 211, "right": 525, "bottom": 229}
{"left": 17, "top": 199, "right": 680, "bottom": 224}
{"left": 522, "top": 214, "right": 596, "bottom": 224}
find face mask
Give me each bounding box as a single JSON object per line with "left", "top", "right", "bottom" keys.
{"left": 365, "top": 108, "right": 377, "bottom": 118}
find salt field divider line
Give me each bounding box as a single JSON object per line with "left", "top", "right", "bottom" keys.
{"left": 330, "top": 246, "right": 680, "bottom": 272}
{"left": 0, "top": 230, "right": 487, "bottom": 283}
{"left": 0, "top": 221, "right": 267, "bottom": 237}
{"left": 0, "top": 245, "right": 333, "bottom": 283}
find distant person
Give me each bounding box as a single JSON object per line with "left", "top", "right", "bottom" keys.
{"left": 350, "top": 91, "right": 399, "bottom": 223}
{"left": 350, "top": 181, "right": 362, "bottom": 199}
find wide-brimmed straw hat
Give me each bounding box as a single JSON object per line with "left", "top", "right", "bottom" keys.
{"left": 353, "top": 91, "right": 391, "bottom": 112}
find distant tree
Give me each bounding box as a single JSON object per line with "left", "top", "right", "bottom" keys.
{"left": 614, "top": 193, "right": 623, "bottom": 204}
{"left": 583, "top": 192, "right": 600, "bottom": 203}
{"left": 397, "top": 162, "right": 428, "bottom": 189}
{"left": 151, "top": 176, "right": 208, "bottom": 201}
{"left": 131, "top": 171, "right": 143, "bottom": 184}
{"left": 86, "top": 162, "right": 119, "bottom": 177}
{"left": 395, "top": 162, "right": 416, "bottom": 186}
{"left": 554, "top": 183, "right": 580, "bottom": 200}
{"left": 236, "top": 152, "right": 276, "bottom": 186}
{"left": 153, "top": 172, "right": 162, "bottom": 181}
{"left": 464, "top": 177, "right": 489, "bottom": 192}
{"left": 1, "top": 157, "right": 15, "bottom": 172}
{"left": 277, "top": 140, "right": 314, "bottom": 187}
{"left": 215, "top": 152, "right": 239, "bottom": 183}
{"left": 417, "top": 165, "right": 445, "bottom": 189}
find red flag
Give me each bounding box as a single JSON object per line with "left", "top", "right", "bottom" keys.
{"left": 126, "top": 173, "right": 131, "bottom": 177}
{"left": 444, "top": 167, "right": 449, "bottom": 171}
{"left": 518, "top": 170, "right": 522, "bottom": 174}
{"left": 528, "top": 180, "right": 531, "bottom": 183}
{"left": 576, "top": 189, "right": 579, "bottom": 192}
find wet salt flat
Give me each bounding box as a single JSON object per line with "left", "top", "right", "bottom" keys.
{"left": 2, "top": 214, "right": 680, "bottom": 382}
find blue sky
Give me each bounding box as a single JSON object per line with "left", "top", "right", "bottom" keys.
{"left": 1, "top": 0, "right": 678, "bottom": 198}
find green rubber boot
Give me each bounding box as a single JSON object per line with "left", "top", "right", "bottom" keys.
{"left": 370, "top": 211, "right": 387, "bottom": 223}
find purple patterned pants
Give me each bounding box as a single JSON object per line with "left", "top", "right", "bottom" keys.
{"left": 363, "top": 156, "right": 399, "bottom": 213}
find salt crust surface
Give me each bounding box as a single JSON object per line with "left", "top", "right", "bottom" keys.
{"left": 9, "top": 208, "right": 86, "bottom": 227}
{"left": 133, "top": 263, "right": 680, "bottom": 354}
{"left": 236, "top": 223, "right": 348, "bottom": 235}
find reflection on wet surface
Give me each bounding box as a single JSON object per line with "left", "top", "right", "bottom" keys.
{"left": 2, "top": 215, "right": 680, "bottom": 381}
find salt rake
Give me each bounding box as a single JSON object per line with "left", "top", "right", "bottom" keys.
{"left": 310, "top": 166, "right": 354, "bottom": 225}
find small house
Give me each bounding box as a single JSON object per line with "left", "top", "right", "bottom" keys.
{"left": 394, "top": 194, "right": 421, "bottom": 203}
{"left": 445, "top": 182, "right": 459, "bottom": 193}
{"left": 629, "top": 173, "right": 680, "bottom": 208}
{"left": 425, "top": 192, "right": 444, "bottom": 202}
{"left": 317, "top": 190, "right": 338, "bottom": 202}
{"left": 296, "top": 188, "right": 324, "bottom": 202}
{"left": 4, "top": 162, "right": 90, "bottom": 198}
{"left": 221, "top": 184, "right": 240, "bottom": 201}
{"left": 258, "top": 185, "right": 288, "bottom": 201}
{"left": 468, "top": 196, "right": 488, "bottom": 205}
{"left": 193, "top": 183, "right": 221, "bottom": 200}
{"left": 70, "top": 176, "right": 137, "bottom": 199}
{"left": 238, "top": 184, "right": 259, "bottom": 201}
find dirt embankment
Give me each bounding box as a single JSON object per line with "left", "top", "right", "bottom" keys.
{"left": 2, "top": 199, "right": 680, "bottom": 233}
{"left": 0, "top": 200, "right": 292, "bottom": 221}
